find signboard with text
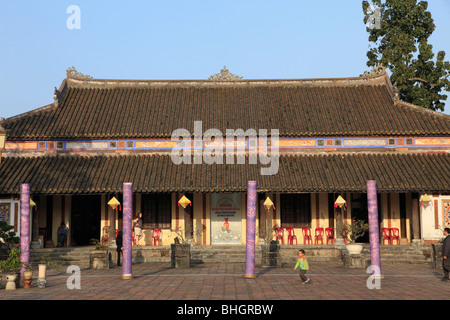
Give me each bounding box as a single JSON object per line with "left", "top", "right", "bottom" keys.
{"left": 210, "top": 193, "right": 242, "bottom": 244}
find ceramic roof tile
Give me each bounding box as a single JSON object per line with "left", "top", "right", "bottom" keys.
{"left": 0, "top": 153, "right": 448, "bottom": 195}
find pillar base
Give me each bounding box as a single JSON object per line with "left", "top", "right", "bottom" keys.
{"left": 120, "top": 274, "right": 134, "bottom": 280}
{"left": 31, "top": 241, "right": 41, "bottom": 249}
{"left": 243, "top": 274, "right": 256, "bottom": 279}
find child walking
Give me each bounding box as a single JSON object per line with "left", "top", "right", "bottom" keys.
{"left": 294, "top": 249, "right": 311, "bottom": 284}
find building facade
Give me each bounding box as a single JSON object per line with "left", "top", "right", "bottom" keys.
{"left": 0, "top": 66, "right": 449, "bottom": 248}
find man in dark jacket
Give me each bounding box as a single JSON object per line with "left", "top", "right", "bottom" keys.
{"left": 116, "top": 230, "right": 123, "bottom": 266}
{"left": 443, "top": 228, "right": 450, "bottom": 281}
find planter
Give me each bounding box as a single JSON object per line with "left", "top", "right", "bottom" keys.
{"left": 5, "top": 274, "right": 17, "bottom": 290}
{"left": 23, "top": 270, "right": 33, "bottom": 289}
{"left": 90, "top": 251, "right": 110, "bottom": 269}
{"left": 261, "top": 241, "right": 281, "bottom": 267}
{"left": 171, "top": 244, "right": 191, "bottom": 268}
{"left": 37, "top": 264, "right": 47, "bottom": 288}
{"left": 346, "top": 243, "right": 363, "bottom": 255}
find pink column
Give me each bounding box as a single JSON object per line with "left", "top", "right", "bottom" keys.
{"left": 367, "top": 180, "right": 381, "bottom": 277}
{"left": 244, "top": 181, "right": 257, "bottom": 278}
{"left": 121, "top": 183, "right": 133, "bottom": 279}
{"left": 20, "top": 183, "right": 30, "bottom": 278}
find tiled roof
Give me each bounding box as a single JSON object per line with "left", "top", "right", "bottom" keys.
{"left": 2, "top": 72, "right": 449, "bottom": 140}
{"left": 0, "top": 152, "right": 448, "bottom": 194}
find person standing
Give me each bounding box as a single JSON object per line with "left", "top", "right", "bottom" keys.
{"left": 116, "top": 230, "right": 123, "bottom": 266}
{"left": 133, "top": 212, "right": 143, "bottom": 246}
{"left": 442, "top": 228, "right": 450, "bottom": 281}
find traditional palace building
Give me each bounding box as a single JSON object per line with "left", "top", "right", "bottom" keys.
{"left": 0, "top": 66, "right": 449, "bottom": 248}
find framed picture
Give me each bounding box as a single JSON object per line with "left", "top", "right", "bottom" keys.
{"left": 443, "top": 200, "right": 450, "bottom": 229}
{"left": 0, "top": 203, "right": 10, "bottom": 223}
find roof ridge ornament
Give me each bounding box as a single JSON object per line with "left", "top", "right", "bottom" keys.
{"left": 66, "top": 66, "right": 93, "bottom": 80}
{"left": 208, "top": 66, "right": 243, "bottom": 81}
{"left": 360, "top": 63, "right": 386, "bottom": 77}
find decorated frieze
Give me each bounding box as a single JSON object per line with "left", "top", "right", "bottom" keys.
{"left": 4, "top": 136, "right": 450, "bottom": 153}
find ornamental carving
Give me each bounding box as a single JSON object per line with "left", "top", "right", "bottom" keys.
{"left": 208, "top": 66, "right": 243, "bottom": 81}
{"left": 66, "top": 66, "right": 93, "bottom": 80}
{"left": 360, "top": 63, "right": 386, "bottom": 77}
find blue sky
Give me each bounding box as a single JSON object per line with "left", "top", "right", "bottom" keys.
{"left": 1, "top": 0, "right": 449, "bottom": 119}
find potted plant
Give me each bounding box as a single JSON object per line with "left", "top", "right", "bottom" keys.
{"left": 170, "top": 227, "right": 191, "bottom": 268}
{"left": 337, "top": 219, "right": 369, "bottom": 255}
{"left": 0, "top": 248, "right": 22, "bottom": 290}
{"left": 22, "top": 263, "right": 33, "bottom": 288}
{"left": 89, "top": 238, "right": 111, "bottom": 269}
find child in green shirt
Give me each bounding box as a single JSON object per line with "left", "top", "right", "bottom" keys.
{"left": 294, "top": 249, "right": 311, "bottom": 284}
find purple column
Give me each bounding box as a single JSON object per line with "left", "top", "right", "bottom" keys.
{"left": 20, "top": 184, "right": 31, "bottom": 278}
{"left": 244, "top": 181, "right": 257, "bottom": 278}
{"left": 367, "top": 180, "right": 381, "bottom": 277}
{"left": 121, "top": 183, "right": 133, "bottom": 279}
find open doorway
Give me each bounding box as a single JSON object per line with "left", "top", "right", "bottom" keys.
{"left": 71, "top": 195, "right": 101, "bottom": 246}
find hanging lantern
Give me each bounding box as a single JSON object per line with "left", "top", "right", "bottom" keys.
{"left": 108, "top": 197, "right": 121, "bottom": 211}
{"left": 30, "top": 199, "right": 37, "bottom": 211}
{"left": 334, "top": 195, "right": 347, "bottom": 208}
{"left": 178, "top": 195, "right": 191, "bottom": 209}
{"left": 419, "top": 194, "right": 432, "bottom": 207}
{"left": 263, "top": 197, "right": 275, "bottom": 215}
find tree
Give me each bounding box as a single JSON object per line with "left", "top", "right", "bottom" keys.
{"left": 363, "top": 0, "right": 450, "bottom": 112}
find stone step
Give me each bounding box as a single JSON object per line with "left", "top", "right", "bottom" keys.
{"left": 27, "top": 245, "right": 434, "bottom": 266}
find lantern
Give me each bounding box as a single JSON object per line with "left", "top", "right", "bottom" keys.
{"left": 419, "top": 194, "right": 432, "bottom": 207}
{"left": 263, "top": 197, "right": 275, "bottom": 215}
{"left": 334, "top": 195, "right": 347, "bottom": 208}
{"left": 178, "top": 195, "right": 191, "bottom": 209}
{"left": 30, "top": 199, "right": 37, "bottom": 211}
{"left": 108, "top": 197, "right": 121, "bottom": 211}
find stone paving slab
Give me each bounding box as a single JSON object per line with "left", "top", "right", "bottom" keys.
{"left": 1, "top": 262, "right": 448, "bottom": 318}
{"left": 1, "top": 262, "right": 449, "bottom": 302}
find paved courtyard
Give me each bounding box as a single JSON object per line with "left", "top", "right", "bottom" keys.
{"left": 0, "top": 262, "right": 448, "bottom": 301}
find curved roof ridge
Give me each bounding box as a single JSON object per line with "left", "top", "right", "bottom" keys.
{"left": 65, "top": 69, "right": 391, "bottom": 89}
{"left": 396, "top": 100, "right": 450, "bottom": 119}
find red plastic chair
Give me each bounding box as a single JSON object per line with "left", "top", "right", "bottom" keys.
{"left": 325, "top": 227, "right": 335, "bottom": 244}
{"left": 302, "top": 227, "right": 312, "bottom": 245}
{"left": 275, "top": 228, "right": 284, "bottom": 245}
{"left": 314, "top": 228, "right": 324, "bottom": 245}
{"left": 381, "top": 228, "right": 392, "bottom": 245}
{"left": 152, "top": 229, "right": 162, "bottom": 246}
{"left": 286, "top": 228, "right": 298, "bottom": 245}
{"left": 390, "top": 228, "right": 400, "bottom": 245}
